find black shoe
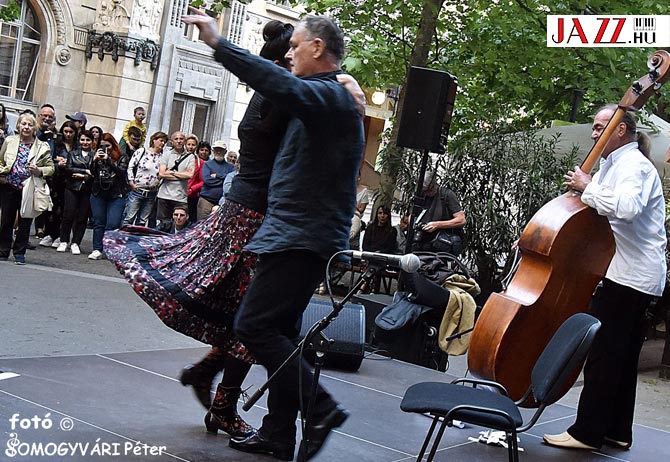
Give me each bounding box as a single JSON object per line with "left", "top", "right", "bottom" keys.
{"left": 179, "top": 365, "right": 214, "bottom": 410}
{"left": 229, "top": 431, "right": 294, "bottom": 461}
{"left": 297, "top": 405, "right": 349, "bottom": 462}
{"left": 26, "top": 243, "right": 36, "bottom": 250}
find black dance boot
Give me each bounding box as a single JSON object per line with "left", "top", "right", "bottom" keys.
{"left": 179, "top": 348, "right": 226, "bottom": 409}
{"left": 204, "top": 385, "right": 255, "bottom": 439}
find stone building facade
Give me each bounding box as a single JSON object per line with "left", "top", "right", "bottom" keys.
{"left": 0, "top": 0, "right": 304, "bottom": 146}
{"left": 0, "top": 0, "right": 389, "bottom": 182}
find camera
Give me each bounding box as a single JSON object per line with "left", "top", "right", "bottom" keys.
{"left": 37, "top": 130, "right": 63, "bottom": 144}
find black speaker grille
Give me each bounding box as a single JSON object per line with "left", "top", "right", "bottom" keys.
{"left": 299, "top": 299, "right": 365, "bottom": 370}
{"left": 396, "top": 66, "right": 457, "bottom": 153}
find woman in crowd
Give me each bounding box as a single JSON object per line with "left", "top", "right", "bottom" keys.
{"left": 0, "top": 113, "right": 54, "bottom": 264}
{"left": 88, "top": 133, "right": 128, "bottom": 260}
{"left": 41, "top": 121, "right": 78, "bottom": 249}
{"left": 361, "top": 205, "right": 398, "bottom": 293}
{"left": 0, "top": 103, "right": 15, "bottom": 148}
{"left": 363, "top": 205, "right": 397, "bottom": 254}
{"left": 198, "top": 141, "right": 211, "bottom": 162}
{"left": 186, "top": 135, "right": 205, "bottom": 224}
{"left": 104, "top": 21, "right": 296, "bottom": 439}
{"left": 89, "top": 125, "right": 104, "bottom": 151}
{"left": 125, "top": 131, "right": 168, "bottom": 227}
{"left": 58, "top": 130, "right": 94, "bottom": 255}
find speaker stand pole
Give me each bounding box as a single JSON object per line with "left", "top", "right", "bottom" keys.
{"left": 241, "top": 265, "right": 379, "bottom": 414}
{"left": 404, "top": 148, "right": 430, "bottom": 255}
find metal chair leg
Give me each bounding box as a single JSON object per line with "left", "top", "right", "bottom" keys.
{"left": 416, "top": 417, "right": 439, "bottom": 461}
{"left": 426, "top": 418, "right": 449, "bottom": 462}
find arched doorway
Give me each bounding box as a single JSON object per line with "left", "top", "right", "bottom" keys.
{"left": 0, "top": 0, "right": 41, "bottom": 100}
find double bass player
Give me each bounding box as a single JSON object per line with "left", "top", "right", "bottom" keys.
{"left": 544, "top": 105, "right": 666, "bottom": 451}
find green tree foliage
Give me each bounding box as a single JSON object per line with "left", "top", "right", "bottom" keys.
{"left": 442, "top": 129, "right": 578, "bottom": 297}
{"left": 206, "top": 0, "right": 668, "bottom": 291}
{"left": 298, "top": 0, "right": 668, "bottom": 130}
{"left": 0, "top": 0, "right": 20, "bottom": 22}
{"left": 294, "top": 0, "right": 668, "bottom": 291}
{"left": 191, "top": 0, "right": 252, "bottom": 14}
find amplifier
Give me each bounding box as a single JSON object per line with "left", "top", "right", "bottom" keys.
{"left": 299, "top": 299, "right": 366, "bottom": 371}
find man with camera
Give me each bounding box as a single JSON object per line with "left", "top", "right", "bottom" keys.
{"left": 412, "top": 170, "right": 466, "bottom": 256}
{"left": 156, "top": 131, "right": 194, "bottom": 227}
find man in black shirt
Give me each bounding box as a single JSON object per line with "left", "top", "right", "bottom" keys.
{"left": 413, "top": 171, "right": 466, "bottom": 255}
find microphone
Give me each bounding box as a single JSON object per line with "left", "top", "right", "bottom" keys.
{"left": 348, "top": 251, "right": 421, "bottom": 273}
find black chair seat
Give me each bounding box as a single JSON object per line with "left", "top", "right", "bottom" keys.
{"left": 401, "top": 381, "right": 523, "bottom": 429}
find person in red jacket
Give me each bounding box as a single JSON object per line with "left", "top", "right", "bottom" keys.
{"left": 186, "top": 134, "right": 204, "bottom": 223}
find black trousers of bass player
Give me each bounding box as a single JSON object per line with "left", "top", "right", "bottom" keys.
{"left": 568, "top": 278, "right": 653, "bottom": 447}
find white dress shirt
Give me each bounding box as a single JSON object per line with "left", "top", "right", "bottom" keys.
{"left": 582, "top": 141, "right": 667, "bottom": 296}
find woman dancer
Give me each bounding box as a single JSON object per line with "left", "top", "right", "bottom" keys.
{"left": 104, "top": 21, "right": 296, "bottom": 439}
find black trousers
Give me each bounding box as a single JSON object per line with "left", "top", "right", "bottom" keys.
{"left": 60, "top": 188, "right": 91, "bottom": 245}
{"left": 0, "top": 183, "right": 33, "bottom": 257}
{"left": 234, "top": 250, "right": 337, "bottom": 444}
{"left": 44, "top": 182, "right": 66, "bottom": 240}
{"left": 156, "top": 198, "right": 186, "bottom": 224}
{"left": 568, "top": 278, "right": 653, "bottom": 446}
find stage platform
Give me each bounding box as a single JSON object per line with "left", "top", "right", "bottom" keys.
{"left": 1, "top": 346, "right": 668, "bottom": 461}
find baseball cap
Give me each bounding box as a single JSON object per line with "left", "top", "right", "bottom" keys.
{"left": 212, "top": 140, "right": 227, "bottom": 150}
{"left": 66, "top": 112, "right": 88, "bottom": 124}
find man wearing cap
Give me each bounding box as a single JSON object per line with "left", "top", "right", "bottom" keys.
{"left": 411, "top": 169, "right": 466, "bottom": 256}
{"left": 196, "top": 140, "right": 234, "bottom": 220}
{"left": 156, "top": 131, "right": 194, "bottom": 226}
{"left": 65, "top": 112, "right": 87, "bottom": 131}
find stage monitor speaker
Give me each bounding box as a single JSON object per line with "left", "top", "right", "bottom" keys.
{"left": 299, "top": 299, "right": 366, "bottom": 371}
{"left": 396, "top": 67, "right": 457, "bottom": 153}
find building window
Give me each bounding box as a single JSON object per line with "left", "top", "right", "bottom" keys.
{"left": 0, "top": 0, "right": 41, "bottom": 100}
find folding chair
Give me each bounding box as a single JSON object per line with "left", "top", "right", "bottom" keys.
{"left": 400, "top": 313, "right": 601, "bottom": 462}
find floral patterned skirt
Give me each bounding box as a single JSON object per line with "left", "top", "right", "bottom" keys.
{"left": 103, "top": 201, "right": 264, "bottom": 364}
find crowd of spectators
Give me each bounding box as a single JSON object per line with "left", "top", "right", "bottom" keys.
{"left": 0, "top": 103, "right": 238, "bottom": 264}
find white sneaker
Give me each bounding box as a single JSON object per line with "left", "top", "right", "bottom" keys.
{"left": 56, "top": 242, "right": 68, "bottom": 252}
{"left": 88, "top": 250, "right": 103, "bottom": 260}
{"left": 39, "top": 236, "right": 53, "bottom": 247}
{"left": 51, "top": 238, "right": 61, "bottom": 248}
{"left": 70, "top": 243, "right": 81, "bottom": 255}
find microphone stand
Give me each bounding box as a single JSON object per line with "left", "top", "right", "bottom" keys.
{"left": 242, "top": 265, "right": 381, "bottom": 426}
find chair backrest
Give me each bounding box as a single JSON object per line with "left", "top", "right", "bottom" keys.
{"left": 530, "top": 313, "right": 601, "bottom": 405}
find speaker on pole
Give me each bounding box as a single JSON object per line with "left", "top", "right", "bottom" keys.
{"left": 299, "top": 299, "right": 366, "bottom": 371}
{"left": 396, "top": 67, "right": 457, "bottom": 153}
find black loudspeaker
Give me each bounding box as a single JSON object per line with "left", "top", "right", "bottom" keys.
{"left": 299, "top": 299, "right": 366, "bottom": 371}
{"left": 396, "top": 67, "right": 457, "bottom": 153}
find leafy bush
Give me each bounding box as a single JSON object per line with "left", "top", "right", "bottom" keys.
{"left": 389, "top": 126, "right": 578, "bottom": 299}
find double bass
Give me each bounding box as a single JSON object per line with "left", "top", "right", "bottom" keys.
{"left": 467, "top": 50, "right": 670, "bottom": 405}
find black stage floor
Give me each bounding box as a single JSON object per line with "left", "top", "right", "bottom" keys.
{"left": 1, "top": 347, "right": 668, "bottom": 461}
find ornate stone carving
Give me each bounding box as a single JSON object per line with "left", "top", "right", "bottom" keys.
{"left": 129, "top": 0, "right": 164, "bottom": 39}
{"left": 85, "top": 31, "right": 161, "bottom": 70}
{"left": 55, "top": 46, "right": 71, "bottom": 66}
{"left": 47, "top": 0, "right": 67, "bottom": 45}
{"left": 175, "top": 58, "right": 224, "bottom": 100}
{"left": 244, "top": 14, "right": 265, "bottom": 56}
{"left": 110, "top": 0, "right": 131, "bottom": 28}
{"left": 94, "top": 0, "right": 132, "bottom": 30}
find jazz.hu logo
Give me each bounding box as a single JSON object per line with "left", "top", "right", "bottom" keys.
{"left": 547, "top": 15, "right": 670, "bottom": 47}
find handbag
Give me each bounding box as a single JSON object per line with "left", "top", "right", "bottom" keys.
{"left": 20, "top": 175, "right": 52, "bottom": 219}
